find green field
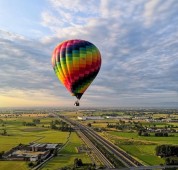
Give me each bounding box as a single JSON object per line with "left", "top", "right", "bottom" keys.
{"left": 41, "top": 132, "right": 91, "bottom": 170}
{"left": 0, "top": 118, "right": 69, "bottom": 152}
{"left": 105, "top": 131, "right": 178, "bottom": 165}
{"left": 71, "top": 111, "right": 178, "bottom": 166}
{"left": 0, "top": 161, "right": 28, "bottom": 170}
{"left": 0, "top": 116, "right": 91, "bottom": 170}
{"left": 110, "top": 131, "right": 178, "bottom": 144}
{"left": 1, "top": 111, "right": 178, "bottom": 169}
{"left": 120, "top": 145, "right": 164, "bottom": 165}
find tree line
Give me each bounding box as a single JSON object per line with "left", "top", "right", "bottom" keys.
{"left": 22, "top": 119, "right": 40, "bottom": 126}
{"left": 156, "top": 145, "right": 178, "bottom": 165}
{"left": 50, "top": 120, "right": 72, "bottom": 132}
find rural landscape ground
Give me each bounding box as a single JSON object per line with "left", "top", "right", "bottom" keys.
{"left": 0, "top": 108, "right": 178, "bottom": 170}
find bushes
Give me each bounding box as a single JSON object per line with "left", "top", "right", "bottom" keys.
{"left": 28, "top": 162, "right": 34, "bottom": 167}
{"left": 156, "top": 145, "right": 178, "bottom": 165}
{"left": 138, "top": 130, "right": 150, "bottom": 136}
{"left": 156, "top": 145, "right": 178, "bottom": 157}
{"left": 50, "top": 120, "right": 72, "bottom": 132}
{"left": 165, "top": 157, "right": 178, "bottom": 165}
{"left": 155, "top": 132, "right": 168, "bottom": 137}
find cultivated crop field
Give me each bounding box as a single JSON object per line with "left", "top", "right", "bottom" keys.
{"left": 72, "top": 110, "right": 178, "bottom": 166}
{"left": 41, "top": 133, "right": 91, "bottom": 170}
{"left": 101, "top": 128, "right": 178, "bottom": 165}
{"left": 0, "top": 113, "right": 91, "bottom": 170}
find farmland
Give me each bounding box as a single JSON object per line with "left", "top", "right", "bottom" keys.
{"left": 0, "top": 108, "right": 178, "bottom": 169}
{"left": 0, "top": 113, "right": 92, "bottom": 170}
{"left": 74, "top": 109, "right": 178, "bottom": 166}
{"left": 41, "top": 133, "right": 91, "bottom": 170}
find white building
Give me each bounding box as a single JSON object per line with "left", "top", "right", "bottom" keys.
{"left": 77, "top": 116, "right": 104, "bottom": 120}
{"left": 30, "top": 156, "right": 38, "bottom": 162}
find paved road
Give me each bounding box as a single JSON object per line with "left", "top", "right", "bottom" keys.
{"left": 32, "top": 154, "right": 53, "bottom": 170}
{"left": 82, "top": 126, "right": 142, "bottom": 167}
{"left": 77, "top": 130, "right": 115, "bottom": 168}
{"left": 61, "top": 116, "right": 144, "bottom": 168}
{"left": 105, "top": 165, "right": 178, "bottom": 170}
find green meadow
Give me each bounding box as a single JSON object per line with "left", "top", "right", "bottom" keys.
{"left": 0, "top": 161, "right": 28, "bottom": 170}
{"left": 41, "top": 133, "right": 91, "bottom": 170}
{"left": 110, "top": 131, "right": 178, "bottom": 144}
{"left": 120, "top": 145, "right": 164, "bottom": 165}
{"left": 105, "top": 130, "right": 178, "bottom": 165}
{"left": 0, "top": 115, "right": 91, "bottom": 170}
{"left": 70, "top": 111, "right": 178, "bottom": 166}
{"left": 0, "top": 117, "right": 69, "bottom": 152}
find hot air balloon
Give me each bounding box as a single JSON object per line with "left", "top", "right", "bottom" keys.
{"left": 52, "top": 39, "right": 102, "bottom": 106}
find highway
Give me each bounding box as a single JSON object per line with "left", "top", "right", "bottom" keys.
{"left": 61, "top": 116, "right": 144, "bottom": 169}
{"left": 77, "top": 130, "right": 115, "bottom": 168}
{"left": 83, "top": 126, "right": 143, "bottom": 167}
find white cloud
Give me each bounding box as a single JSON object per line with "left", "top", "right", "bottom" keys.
{"left": 143, "top": 0, "right": 160, "bottom": 26}
{"left": 143, "top": 0, "right": 178, "bottom": 27}
{"left": 39, "top": 0, "right": 178, "bottom": 107}
{"left": 1, "top": 1, "right": 178, "bottom": 107}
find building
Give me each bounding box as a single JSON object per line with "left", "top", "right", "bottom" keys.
{"left": 2, "top": 143, "right": 59, "bottom": 162}
{"left": 30, "top": 155, "right": 38, "bottom": 162}
{"left": 77, "top": 116, "right": 104, "bottom": 120}
{"left": 30, "top": 143, "right": 46, "bottom": 152}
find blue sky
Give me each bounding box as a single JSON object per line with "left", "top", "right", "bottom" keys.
{"left": 0, "top": 0, "right": 178, "bottom": 108}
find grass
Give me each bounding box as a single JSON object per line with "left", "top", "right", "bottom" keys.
{"left": 0, "top": 161, "right": 28, "bottom": 170}
{"left": 105, "top": 130, "right": 178, "bottom": 165}
{"left": 0, "top": 117, "right": 70, "bottom": 152}
{"left": 41, "top": 153, "right": 90, "bottom": 170}
{"left": 120, "top": 145, "right": 164, "bottom": 165}
{"left": 40, "top": 132, "right": 91, "bottom": 170}
{"left": 0, "top": 116, "right": 72, "bottom": 170}
{"left": 1, "top": 112, "right": 177, "bottom": 169}
{"left": 0, "top": 128, "right": 68, "bottom": 153}
{"left": 38, "top": 131, "right": 70, "bottom": 143}
{"left": 110, "top": 131, "right": 178, "bottom": 144}
{"left": 61, "top": 133, "right": 83, "bottom": 154}
{"left": 22, "top": 127, "right": 48, "bottom": 132}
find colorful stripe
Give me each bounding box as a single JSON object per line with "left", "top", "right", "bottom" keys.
{"left": 52, "top": 39, "right": 101, "bottom": 99}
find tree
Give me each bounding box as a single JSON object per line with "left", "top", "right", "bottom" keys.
{"left": 1, "top": 129, "right": 7, "bottom": 136}
{"left": 143, "top": 132, "right": 150, "bottom": 136}
{"left": 50, "top": 121, "right": 57, "bottom": 129}
{"left": 22, "top": 122, "right": 26, "bottom": 126}
{"left": 87, "top": 123, "right": 92, "bottom": 127}
{"left": 77, "top": 159, "right": 83, "bottom": 166}
{"left": 74, "top": 158, "right": 78, "bottom": 168}
{"left": 28, "top": 162, "right": 34, "bottom": 167}
{"left": 138, "top": 130, "right": 142, "bottom": 136}
{"left": 156, "top": 145, "right": 177, "bottom": 157}
{"left": 165, "top": 158, "right": 170, "bottom": 165}
{"left": 0, "top": 151, "right": 4, "bottom": 158}
{"left": 73, "top": 158, "right": 83, "bottom": 168}
{"left": 33, "top": 119, "right": 40, "bottom": 124}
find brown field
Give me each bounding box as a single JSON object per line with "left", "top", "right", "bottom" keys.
{"left": 22, "top": 127, "right": 48, "bottom": 132}
{"left": 0, "top": 113, "right": 49, "bottom": 118}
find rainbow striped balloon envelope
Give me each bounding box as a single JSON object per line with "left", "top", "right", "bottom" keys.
{"left": 52, "top": 39, "right": 102, "bottom": 101}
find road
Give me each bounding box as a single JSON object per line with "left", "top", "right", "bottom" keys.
{"left": 77, "top": 130, "right": 115, "bottom": 168}
{"left": 61, "top": 116, "right": 144, "bottom": 168}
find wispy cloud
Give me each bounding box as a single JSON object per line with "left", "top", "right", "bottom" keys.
{"left": 0, "top": 0, "right": 178, "bottom": 107}
{"left": 143, "top": 0, "right": 178, "bottom": 27}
